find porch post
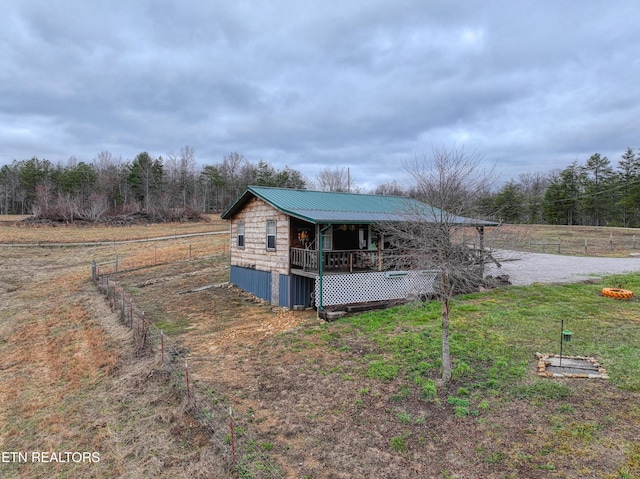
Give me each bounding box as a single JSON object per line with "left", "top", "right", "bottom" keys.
{"left": 477, "top": 225, "right": 485, "bottom": 275}
{"left": 318, "top": 224, "right": 332, "bottom": 314}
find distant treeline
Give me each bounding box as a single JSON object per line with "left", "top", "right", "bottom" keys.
{"left": 0, "top": 148, "right": 306, "bottom": 221}
{"left": 2, "top": 146, "right": 640, "bottom": 227}
{"left": 480, "top": 148, "right": 640, "bottom": 227}
{"left": 371, "top": 147, "right": 640, "bottom": 228}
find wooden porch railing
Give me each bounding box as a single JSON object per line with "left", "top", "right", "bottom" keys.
{"left": 291, "top": 248, "right": 385, "bottom": 272}
{"left": 291, "top": 245, "right": 493, "bottom": 273}
{"left": 290, "top": 247, "right": 319, "bottom": 270}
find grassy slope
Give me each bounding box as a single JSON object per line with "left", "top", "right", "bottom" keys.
{"left": 235, "top": 275, "right": 640, "bottom": 478}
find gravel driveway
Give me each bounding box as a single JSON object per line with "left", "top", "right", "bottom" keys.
{"left": 485, "top": 250, "right": 640, "bottom": 286}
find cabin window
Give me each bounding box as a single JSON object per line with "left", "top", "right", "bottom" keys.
{"left": 322, "top": 227, "right": 333, "bottom": 251}
{"left": 237, "top": 221, "right": 245, "bottom": 248}
{"left": 266, "top": 219, "right": 276, "bottom": 250}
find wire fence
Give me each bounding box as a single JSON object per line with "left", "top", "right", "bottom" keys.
{"left": 91, "top": 259, "right": 282, "bottom": 478}
{"left": 94, "top": 241, "right": 228, "bottom": 276}
{"left": 506, "top": 235, "right": 640, "bottom": 256}
{"left": 460, "top": 228, "right": 640, "bottom": 256}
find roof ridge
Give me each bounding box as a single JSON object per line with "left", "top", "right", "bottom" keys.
{"left": 248, "top": 185, "right": 409, "bottom": 200}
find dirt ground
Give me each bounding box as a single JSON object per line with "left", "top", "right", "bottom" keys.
{"left": 1, "top": 220, "right": 639, "bottom": 478}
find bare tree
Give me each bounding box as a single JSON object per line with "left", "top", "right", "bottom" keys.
{"left": 180, "top": 146, "right": 198, "bottom": 209}
{"left": 378, "top": 146, "right": 498, "bottom": 383}
{"left": 316, "top": 166, "right": 354, "bottom": 192}
{"left": 374, "top": 180, "right": 406, "bottom": 196}
{"left": 83, "top": 192, "right": 110, "bottom": 221}
{"left": 220, "top": 152, "right": 248, "bottom": 205}
{"left": 518, "top": 172, "right": 549, "bottom": 223}
{"left": 33, "top": 183, "right": 53, "bottom": 218}
{"left": 93, "top": 151, "right": 128, "bottom": 208}
{"left": 166, "top": 146, "right": 198, "bottom": 210}
{"left": 0, "top": 163, "right": 22, "bottom": 214}
{"left": 53, "top": 192, "right": 81, "bottom": 223}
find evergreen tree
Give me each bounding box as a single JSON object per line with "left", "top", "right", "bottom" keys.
{"left": 542, "top": 163, "right": 584, "bottom": 225}
{"left": 493, "top": 181, "right": 524, "bottom": 223}
{"left": 200, "top": 165, "right": 225, "bottom": 212}
{"left": 616, "top": 147, "right": 640, "bottom": 227}
{"left": 581, "top": 153, "right": 614, "bottom": 226}
{"left": 128, "top": 152, "right": 164, "bottom": 211}
{"left": 518, "top": 172, "right": 549, "bottom": 223}
{"left": 19, "top": 157, "right": 53, "bottom": 209}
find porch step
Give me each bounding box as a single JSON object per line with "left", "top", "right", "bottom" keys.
{"left": 323, "top": 311, "right": 348, "bottom": 321}
{"left": 320, "top": 299, "right": 410, "bottom": 321}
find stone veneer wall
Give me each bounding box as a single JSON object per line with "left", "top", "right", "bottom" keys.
{"left": 229, "top": 197, "right": 290, "bottom": 276}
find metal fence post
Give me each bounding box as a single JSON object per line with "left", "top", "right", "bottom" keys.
{"left": 121, "top": 290, "right": 125, "bottom": 322}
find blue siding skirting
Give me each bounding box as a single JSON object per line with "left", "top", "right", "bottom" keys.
{"left": 230, "top": 267, "right": 316, "bottom": 308}
{"left": 230, "top": 266, "right": 271, "bottom": 303}
{"left": 290, "top": 275, "right": 315, "bottom": 308}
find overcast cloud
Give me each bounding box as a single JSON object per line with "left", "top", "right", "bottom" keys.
{"left": 2, "top": 1, "right": 639, "bottom": 189}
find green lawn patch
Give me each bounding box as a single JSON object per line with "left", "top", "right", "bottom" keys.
{"left": 336, "top": 273, "right": 640, "bottom": 394}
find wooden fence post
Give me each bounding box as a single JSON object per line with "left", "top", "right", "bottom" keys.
{"left": 121, "top": 290, "right": 126, "bottom": 322}
{"left": 609, "top": 232, "right": 614, "bottom": 252}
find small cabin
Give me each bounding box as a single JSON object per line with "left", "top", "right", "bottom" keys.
{"left": 220, "top": 186, "right": 497, "bottom": 311}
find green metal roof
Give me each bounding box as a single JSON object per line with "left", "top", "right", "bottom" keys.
{"left": 221, "top": 186, "right": 498, "bottom": 226}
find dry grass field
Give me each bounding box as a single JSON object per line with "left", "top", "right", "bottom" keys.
{"left": 480, "top": 223, "right": 640, "bottom": 257}
{"left": 1, "top": 218, "right": 639, "bottom": 478}
{"left": 0, "top": 216, "right": 232, "bottom": 478}
{"left": 0, "top": 214, "right": 226, "bottom": 244}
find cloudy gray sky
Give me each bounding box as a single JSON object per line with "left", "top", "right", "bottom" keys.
{"left": 2, "top": 1, "right": 639, "bottom": 190}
